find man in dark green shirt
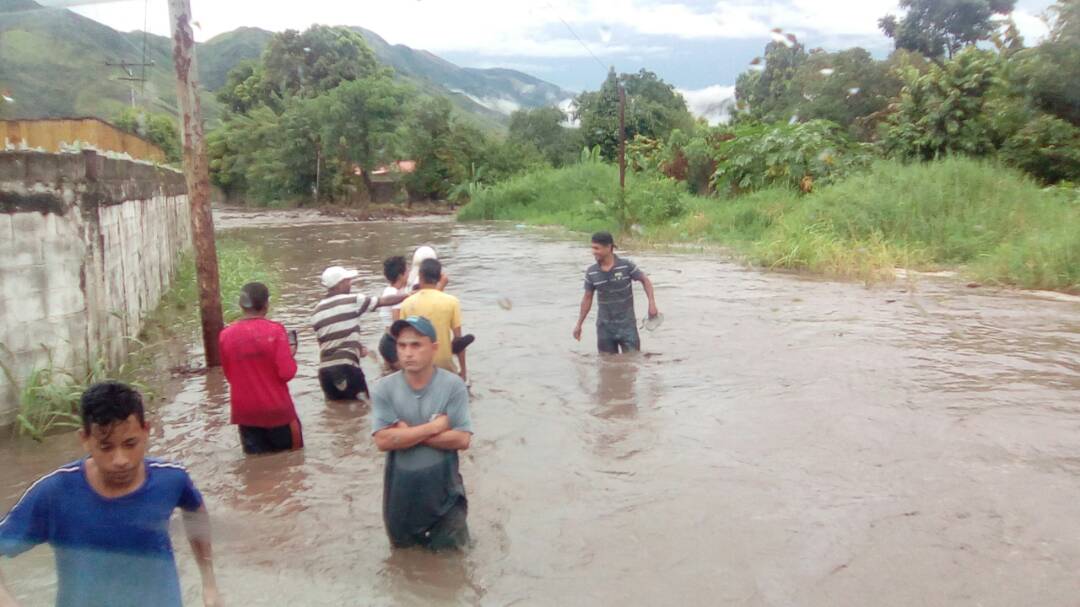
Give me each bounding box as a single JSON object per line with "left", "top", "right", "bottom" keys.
{"left": 573, "top": 232, "right": 660, "bottom": 354}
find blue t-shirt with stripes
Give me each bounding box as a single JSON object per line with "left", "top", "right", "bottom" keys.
{"left": 0, "top": 457, "right": 203, "bottom": 607}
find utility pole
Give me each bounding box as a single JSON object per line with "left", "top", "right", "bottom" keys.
{"left": 105, "top": 59, "right": 154, "bottom": 108}
{"left": 168, "top": 0, "right": 224, "bottom": 366}
{"left": 618, "top": 82, "right": 626, "bottom": 191}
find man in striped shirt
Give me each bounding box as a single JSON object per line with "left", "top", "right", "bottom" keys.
{"left": 573, "top": 231, "right": 660, "bottom": 354}
{"left": 312, "top": 266, "right": 408, "bottom": 401}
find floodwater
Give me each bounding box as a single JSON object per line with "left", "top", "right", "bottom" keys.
{"left": 2, "top": 217, "right": 1080, "bottom": 606}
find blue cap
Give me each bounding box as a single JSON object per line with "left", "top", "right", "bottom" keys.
{"left": 390, "top": 316, "right": 438, "bottom": 342}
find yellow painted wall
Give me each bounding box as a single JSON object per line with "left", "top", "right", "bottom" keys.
{"left": 0, "top": 118, "right": 166, "bottom": 162}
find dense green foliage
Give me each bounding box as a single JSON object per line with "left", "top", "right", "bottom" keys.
{"left": 574, "top": 68, "right": 694, "bottom": 162}
{"left": 507, "top": 106, "right": 582, "bottom": 168}
{"left": 879, "top": 0, "right": 1017, "bottom": 60}
{"left": 460, "top": 158, "right": 1079, "bottom": 291}
{"left": 113, "top": 108, "right": 182, "bottom": 164}
{"left": 208, "top": 25, "right": 552, "bottom": 205}
{"left": 711, "top": 120, "right": 873, "bottom": 195}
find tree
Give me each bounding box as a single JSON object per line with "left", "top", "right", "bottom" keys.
{"left": 311, "top": 76, "right": 410, "bottom": 197}
{"left": 113, "top": 108, "right": 182, "bottom": 164}
{"left": 216, "top": 25, "right": 383, "bottom": 116}
{"left": 574, "top": 68, "right": 694, "bottom": 161}
{"left": 507, "top": 106, "right": 581, "bottom": 167}
{"left": 402, "top": 97, "right": 483, "bottom": 200}
{"left": 882, "top": 48, "right": 1001, "bottom": 160}
{"left": 879, "top": 0, "right": 1017, "bottom": 60}
{"left": 1012, "top": 0, "right": 1080, "bottom": 125}
{"left": 795, "top": 48, "right": 901, "bottom": 129}
{"left": 734, "top": 40, "right": 808, "bottom": 124}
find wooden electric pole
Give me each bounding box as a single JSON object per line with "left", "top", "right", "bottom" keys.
{"left": 168, "top": 0, "right": 224, "bottom": 366}
{"left": 618, "top": 82, "right": 626, "bottom": 191}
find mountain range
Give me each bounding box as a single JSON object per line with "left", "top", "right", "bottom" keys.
{"left": 0, "top": 0, "right": 572, "bottom": 127}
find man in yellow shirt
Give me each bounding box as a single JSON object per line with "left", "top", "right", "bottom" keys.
{"left": 400, "top": 258, "right": 468, "bottom": 382}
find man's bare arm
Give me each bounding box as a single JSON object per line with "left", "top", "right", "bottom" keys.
{"left": 423, "top": 429, "right": 472, "bottom": 451}
{"left": 183, "top": 506, "right": 221, "bottom": 607}
{"left": 374, "top": 416, "right": 450, "bottom": 452}
{"left": 573, "top": 290, "right": 594, "bottom": 340}
{"left": 637, "top": 273, "right": 659, "bottom": 317}
{"left": 0, "top": 566, "right": 19, "bottom": 607}
{"left": 376, "top": 292, "right": 409, "bottom": 308}
{"left": 453, "top": 327, "right": 467, "bottom": 382}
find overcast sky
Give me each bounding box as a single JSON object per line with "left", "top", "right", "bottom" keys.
{"left": 45, "top": 0, "right": 1057, "bottom": 115}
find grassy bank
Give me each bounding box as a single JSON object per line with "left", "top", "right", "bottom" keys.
{"left": 458, "top": 158, "right": 1079, "bottom": 292}
{"left": 7, "top": 238, "right": 278, "bottom": 440}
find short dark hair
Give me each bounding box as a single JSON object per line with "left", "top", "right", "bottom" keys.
{"left": 383, "top": 256, "right": 407, "bottom": 282}
{"left": 81, "top": 381, "right": 145, "bottom": 434}
{"left": 419, "top": 258, "right": 442, "bottom": 284}
{"left": 239, "top": 282, "right": 270, "bottom": 311}
{"left": 592, "top": 231, "right": 615, "bottom": 248}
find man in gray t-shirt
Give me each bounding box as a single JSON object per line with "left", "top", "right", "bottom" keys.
{"left": 573, "top": 231, "right": 660, "bottom": 354}
{"left": 372, "top": 316, "right": 473, "bottom": 550}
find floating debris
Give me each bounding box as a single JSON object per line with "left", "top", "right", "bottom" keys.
{"left": 820, "top": 68, "right": 835, "bottom": 76}
{"left": 497, "top": 297, "right": 513, "bottom": 311}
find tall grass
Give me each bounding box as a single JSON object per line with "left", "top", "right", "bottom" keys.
{"left": 458, "top": 162, "right": 619, "bottom": 233}
{"left": 458, "top": 157, "right": 1080, "bottom": 292}
{"left": 1, "top": 349, "right": 148, "bottom": 441}
{"left": 148, "top": 236, "right": 280, "bottom": 339}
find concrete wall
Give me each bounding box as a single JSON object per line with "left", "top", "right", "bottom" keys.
{"left": 0, "top": 150, "right": 189, "bottom": 424}
{"left": 1, "top": 118, "right": 167, "bottom": 163}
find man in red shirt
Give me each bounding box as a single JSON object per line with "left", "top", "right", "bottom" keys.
{"left": 219, "top": 282, "right": 302, "bottom": 455}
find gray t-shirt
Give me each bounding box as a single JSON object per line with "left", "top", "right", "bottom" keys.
{"left": 371, "top": 369, "right": 472, "bottom": 544}
{"left": 584, "top": 256, "right": 644, "bottom": 327}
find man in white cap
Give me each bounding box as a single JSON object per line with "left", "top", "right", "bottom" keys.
{"left": 311, "top": 266, "right": 408, "bottom": 401}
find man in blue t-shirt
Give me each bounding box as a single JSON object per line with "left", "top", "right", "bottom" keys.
{"left": 0, "top": 382, "right": 220, "bottom": 607}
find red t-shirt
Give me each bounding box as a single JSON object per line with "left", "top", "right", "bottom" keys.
{"left": 219, "top": 317, "right": 298, "bottom": 428}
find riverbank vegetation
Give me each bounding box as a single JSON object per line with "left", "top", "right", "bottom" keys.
{"left": 461, "top": 0, "right": 1080, "bottom": 292}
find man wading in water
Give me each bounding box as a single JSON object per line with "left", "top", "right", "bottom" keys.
{"left": 0, "top": 382, "right": 220, "bottom": 607}
{"left": 372, "top": 316, "right": 473, "bottom": 550}
{"left": 573, "top": 231, "right": 660, "bottom": 354}
{"left": 312, "top": 266, "right": 408, "bottom": 401}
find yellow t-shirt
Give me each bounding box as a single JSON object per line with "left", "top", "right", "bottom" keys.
{"left": 399, "top": 288, "right": 462, "bottom": 371}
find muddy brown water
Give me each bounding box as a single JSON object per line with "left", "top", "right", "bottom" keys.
{"left": 2, "top": 218, "right": 1080, "bottom": 606}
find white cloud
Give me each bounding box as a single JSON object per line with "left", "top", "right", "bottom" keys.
{"left": 678, "top": 84, "right": 735, "bottom": 124}
{"left": 1011, "top": 9, "right": 1050, "bottom": 44}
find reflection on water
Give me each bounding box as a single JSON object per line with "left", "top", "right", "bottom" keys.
{"left": 2, "top": 218, "right": 1080, "bottom": 606}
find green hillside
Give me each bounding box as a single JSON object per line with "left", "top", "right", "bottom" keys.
{"left": 0, "top": 1, "right": 571, "bottom": 129}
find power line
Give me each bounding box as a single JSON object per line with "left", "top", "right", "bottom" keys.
{"left": 544, "top": 1, "right": 609, "bottom": 74}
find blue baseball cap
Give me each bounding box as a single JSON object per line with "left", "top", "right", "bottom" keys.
{"left": 390, "top": 316, "right": 438, "bottom": 342}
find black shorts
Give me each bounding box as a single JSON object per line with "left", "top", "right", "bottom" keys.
{"left": 597, "top": 323, "right": 641, "bottom": 354}
{"left": 318, "top": 364, "right": 369, "bottom": 400}
{"left": 239, "top": 419, "right": 303, "bottom": 455}
{"left": 379, "top": 332, "right": 398, "bottom": 364}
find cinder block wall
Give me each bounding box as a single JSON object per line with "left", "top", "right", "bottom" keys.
{"left": 0, "top": 151, "right": 190, "bottom": 425}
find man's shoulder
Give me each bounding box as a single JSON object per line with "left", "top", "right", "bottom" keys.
{"left": 372, "top": 371, "right": 407, "bottom": 397}
{"left": 433, "top": 368, "right": 467, "bottom": 391}
{"left": 585, "top": 262, "right": 601, "bottom": 274}
{"left": 146, "top": 458, "right": 195, "bottom": 486}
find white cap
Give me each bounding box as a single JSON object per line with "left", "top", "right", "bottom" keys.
{"left": 321, "top": 266, "right": 359, "bottom": 289}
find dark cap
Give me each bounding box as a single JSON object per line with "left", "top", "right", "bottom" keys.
{"left": 592, "top": 231, "right": 615, "bottom": 248}
{"left": 390, "top": 316, "right": 438, "bottom": 342}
